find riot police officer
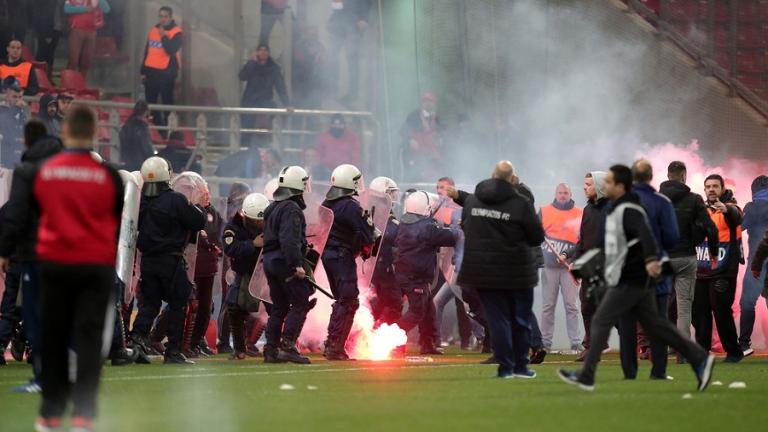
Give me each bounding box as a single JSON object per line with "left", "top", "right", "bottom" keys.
{"left": 322, "top": 164, "right": 376, "bottom": 361}
{"left": 262, "top": 166, "right": 314, "bottom": 364}
{"left": 368, "top": 176, "right": 402, "bottom": 325}
{"left": 130, "top": 157, "right": 206, "bottom": 364}
{"left": 222, "top": 193, "right": 270, "bottom": 360}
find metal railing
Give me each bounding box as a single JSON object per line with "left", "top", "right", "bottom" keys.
{"left": 25, "top": 97, "right": 382, "bottom": 176}
{"left": 624, "top": 0, "right": 768, "bottom": 119}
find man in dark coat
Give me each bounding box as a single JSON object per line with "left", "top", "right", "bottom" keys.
{"left": 239, "top": 44, "right": 291, "bottom": 148}
{"left": 119, "top": 100, "right": 155, "bottom": 171}
{"left": 455, "top": 161, "right": 545, "bottom": 379}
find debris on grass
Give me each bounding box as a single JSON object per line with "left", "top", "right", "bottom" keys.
{"left": 279, "top": 384, "right": 295, "bottom": 390}
{"left": 307, "top": 385, "right": 318, "bottom": 390}
{"left": 682, "top": 393, "right": 693, "bottom": 399}
{"left": 711, "top": 381, "right": 723, "bottom": 386}
{"left": 728, "top": 382, "right": 746, "bottom": 389}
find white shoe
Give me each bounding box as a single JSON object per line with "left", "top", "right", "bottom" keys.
{"left": 743, "top": 348, "right": 754, "bottom": 358}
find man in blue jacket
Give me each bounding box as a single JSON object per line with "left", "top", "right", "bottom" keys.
{"left": 739, "top": 175, "right": 768, "bottom": 356}
{"left": 618, "top": 160, "right": 679, "bottom": 380}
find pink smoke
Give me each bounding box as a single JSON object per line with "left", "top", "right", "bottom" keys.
{"left": 638, "top": 140, "right": 768, "bottom": 350}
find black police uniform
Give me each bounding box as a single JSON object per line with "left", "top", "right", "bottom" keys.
{"left": 371, "top": 214, "right": 401, "bottom": 324}
{"left": 222, "top": 212, "right": 262, "bottom": 355}
{"left": 262, "top": 195, "right": 314, "bottom": 363}
{"left": 321, "top": 194, "right": 375, "bottom": 359}
{"left": 131, "top": 184, "right": 206, "bottom": 360}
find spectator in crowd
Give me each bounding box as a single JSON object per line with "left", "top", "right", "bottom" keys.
{"left": 157, "top": 130, "right": 201, "bottom": 174}
{"left": 302, "top": 147, "right": 331, "bottom": 182}
{"left": 259, "top": 0, "right": 288, "bottom": 46}
{"left": 0, "top": 40, "right": 39, "bottom": 96}
{"left": 214, "top": 147, "right": 262, "bottom": 197}
{"left": 315, "top": 114, "right": 361, "bottom": 172}
{"left": 36, "top": 94, "right": 60, "bottom": 137}
{"left": 0, "top": 76, "right": 26, "bottom": 167}
{"left": 738, "top": 175, "right": 768, "bottom": 357}
{"left": 31, "top": 0, "right": 66, "bottom": 75}
{"left": 0, "top": 0, "right": 27, "bottom": 53}
{"left": 54, "top": 92, "right": 73, "bottom": 126}
{"left": 327, "top": 0, "right": 370, "bottom": 105}
{"left": 239, "top": 44, "right": 291, "bottom": 148}
{"left": 118, "top": 100, "right": 155, "bottom": 171}
{"left": 64, "top": 0, "right": 111, "bottom": 79}
{"left": 141, "top": 5, "right": 182, "bottom": 136}
{"left": 400, "top": 91, "right": 441, "bottom": 181}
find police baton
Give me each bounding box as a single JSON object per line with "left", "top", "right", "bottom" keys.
{"left": 285, "top": 274, "right": 335, "bottom": 300}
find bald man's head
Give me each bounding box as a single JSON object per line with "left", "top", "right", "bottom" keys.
{"left": 492, "top": 160, "right": 515, "bottom": 183}
{"left": 554, "top": 183, "right": 572, "bottom": 204}
{"left": 632, "top": 159, "right": 653, "bottom": 184}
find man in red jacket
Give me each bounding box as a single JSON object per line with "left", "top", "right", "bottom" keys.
{"left": 33, "top": 105, "right": 123, "bottom": 432}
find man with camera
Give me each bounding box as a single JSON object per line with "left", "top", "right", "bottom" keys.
{"left": 558, "top": 164, "right": 714, "bottom": 392}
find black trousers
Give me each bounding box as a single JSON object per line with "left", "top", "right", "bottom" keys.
{"left": 619, "top": 294, "right": 669, "bottom": 379}
{"left": 35, "top": 30, "right": 61, "bottom": 74}
{"left": 39, "top": 262, "right": 114, "bottom": 419}
{"left": 692, "top": 277, "right": 742, "bottom": 358}
{"left": 580, "top": 284, "right": 598, "bottom": 348}
{"left": 132, "top": 256, "right": 192, "bottom": 353}
{"left": 144, "top": 71, "right": 176, "bottom": 133}
{"left": 0, "top": 260, "right": 22, "bottom": 349}
{"left": 580, "top": 282, "right": 707, "bottom": 384}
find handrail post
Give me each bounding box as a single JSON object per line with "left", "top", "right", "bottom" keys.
{"left": 230, "top": 112, "right": 241, "bottom": 153}
{"left": 110, "top": 108, "right": 121, "bottom": 164}
{"left": 196, "top": 113, "right": 208, "bottom": 174}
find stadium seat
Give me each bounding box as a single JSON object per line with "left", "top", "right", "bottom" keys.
{"left": 21, "top": 46, "right": 34, "bottom": 62}
{"left": 34, "top": 68, "right": 55, "bottom": 92}
{"left": 60, "top": 69, "right": 100, "bottom": 98}
{"left": 735, "top": 50, "right": 767, "bottom": 73}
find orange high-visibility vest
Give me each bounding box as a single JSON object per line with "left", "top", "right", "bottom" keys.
{"left": 143, "top": 26, "right": 182, "bottom": 70}
{"left": 0, "top": 62, "right": 33, "bottom": 88}
{"left": 708, "top": 207, "right": 742, "bottom": 243}
{"left": 541, "top": 204, "right": 582, "bottom": 244}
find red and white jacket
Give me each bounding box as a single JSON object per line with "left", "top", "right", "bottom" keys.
{"left": 34, "top": 149, "right": 123, "bottom": 266}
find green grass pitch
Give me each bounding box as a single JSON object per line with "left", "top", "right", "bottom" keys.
{"left": 1, "top": 352, "right": 767, "bottom": 431}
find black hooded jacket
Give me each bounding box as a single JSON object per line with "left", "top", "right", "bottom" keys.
{"left": 36, "top": 94, "right": 60, "bottom": 137}
{"left": 659, "top": 180, "right": 719, "bottom": 259}
{"left": 0, "top": 135, "right": 62, "bottom": 260}
{"left": 456, "top": 178, "right": 545, "bottom": 290}
{"left": 239, "top": 57, "right": 290, "bottom": 107}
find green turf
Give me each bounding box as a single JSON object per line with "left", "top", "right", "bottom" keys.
{"left": 1, "top": 352, "right": 767, "bottom": 431}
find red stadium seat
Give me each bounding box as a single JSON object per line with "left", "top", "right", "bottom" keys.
{"left": 111, "top": 96, "right": 135, "bottom": 122}
{"left": 21, "top": 46, "right": 34, "bottom": 62}
{"left": 60, "top": 69, "right": 100, "bottom": 98}
{"left": 34, "top": 68, "right": 55, "bottom": 92}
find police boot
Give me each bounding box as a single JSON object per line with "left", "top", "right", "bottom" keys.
{"left": 323, "top": 337, "right": 352, "bottom": 361}
{"left": 245, "top": 318, "right": 266, "bottom": 357}
{"left": 263, "top": 344, "right": 286, "bottom": 364}
{"left": 129, "top": 334, "right": 153, "bottom": 365}
{"left": 277, "top": 339, "right": 311, "bottom": 364}
{"left": 110, "top": 347, "right": 139, "bottom": 367}
{"left": 164, "top": 350, "right": 195, "bottom": 365}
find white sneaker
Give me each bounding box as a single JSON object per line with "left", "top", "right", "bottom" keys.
{"left": 743, "top": 348, "right": 754, "bottom": 358}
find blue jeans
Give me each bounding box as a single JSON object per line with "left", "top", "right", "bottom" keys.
{"left": 478, "top": 288, "right": 534, "bottom": 375}
{"left": 739, "top": 260, "right": 767, "bottom": 348}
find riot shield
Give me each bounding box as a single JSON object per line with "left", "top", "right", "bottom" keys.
{"left": 248, "top": 252, "right": 270, "bottom": 303}
{"left": 355, "top": 190, "right": 393, "bottom": 290}
{"left": 116, "top": 170, "right": 141, "bottom": 304}
{"left": 171, "top": 172, "right": 207, "bottom": 281}
{"left": 249, "top": 199, "right": 335, "bottom": 304}
{"left": 170, "top": 171, "right": 207, "bottom": 206}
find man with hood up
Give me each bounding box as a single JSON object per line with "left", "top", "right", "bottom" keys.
{"left": 36, "top": 94, "right": 59, "bottom": 137}
{"left": 738, "top": 175, "right": 768, "bottom": 356}
{"left": 564, "top": 171, "right": 610, "bottom": 361}
{"left": 455, "top": 161, "right": 544, "bottom": 378}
